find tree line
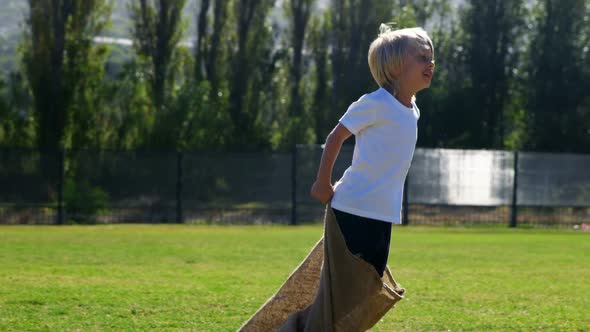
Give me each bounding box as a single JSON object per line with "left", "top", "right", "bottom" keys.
{"left": 0, "top": 0, "right": 588, "bottom": 153}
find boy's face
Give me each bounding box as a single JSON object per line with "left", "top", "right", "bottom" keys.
{"left": 399, "top": 42, "right": 435, "bottom": 94}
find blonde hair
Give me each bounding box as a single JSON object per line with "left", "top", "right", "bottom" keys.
{"left": 368, "top": 24, "right": 434, "bottom": 97}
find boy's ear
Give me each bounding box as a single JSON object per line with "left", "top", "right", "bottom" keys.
{"left": 390, "top": 66, "right": 401, "bottom": 78}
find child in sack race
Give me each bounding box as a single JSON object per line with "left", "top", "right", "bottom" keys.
{"left": 239, "top": 24, "right": 435, "bottom": 331}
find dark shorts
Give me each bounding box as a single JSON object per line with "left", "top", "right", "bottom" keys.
{"left": 332, "top": 208, "right": 392, "bottom": 277}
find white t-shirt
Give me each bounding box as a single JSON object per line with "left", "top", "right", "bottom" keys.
{"left": 331, "top": 87, "right": 420, "bottom": 224}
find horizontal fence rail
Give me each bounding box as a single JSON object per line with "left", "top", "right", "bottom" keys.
{"left": 1, "top": 147, "right": 589, "bottom": 227}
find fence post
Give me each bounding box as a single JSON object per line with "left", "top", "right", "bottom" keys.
{"left": 290, "top": 145, "right": 297, "bottom": 225}
{"left": 510, "top": 151, "right": 519, "bottom": 227}
{"left": 57, "top": 149, "right": 65, "bottom": 225}
{"left": 176, "top": 151, "right": 184, "bottom": 224}
{"left": 402, "top": 175, "right": 409, "bottom": 225}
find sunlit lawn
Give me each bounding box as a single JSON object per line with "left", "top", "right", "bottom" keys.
{"left": 0, "top": 224, "right": 589, "bottom": 331}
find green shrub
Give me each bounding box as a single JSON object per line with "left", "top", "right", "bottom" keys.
{"left": 63, "top": 179, "right": 108, "bottom": 224}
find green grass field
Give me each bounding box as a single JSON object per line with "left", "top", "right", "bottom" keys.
{"left": 0, "top": 225, "right": 589, "bottom": 331}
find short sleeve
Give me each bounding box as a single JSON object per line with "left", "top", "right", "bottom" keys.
{"left": 338, "top": 95, "right": 378, "bottom": 135}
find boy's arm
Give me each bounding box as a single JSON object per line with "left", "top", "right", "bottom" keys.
{"left": 310, "top": 123, "right": 352, "bottom": 204}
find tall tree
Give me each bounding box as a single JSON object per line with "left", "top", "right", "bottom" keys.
{"left": 330, "top": 0, "right": 394, "bottom": 126}
{"left": 526, "top": 0, "right": 589, "bottom": 152}
{"left": 166, "top": 0, "right": 234, "bottom": 151}
{"left": 0, "top": 72, "right": 36, "bottom": 148}
{"left": 194, "top": 0, "right": 211, "bottom": 81}
{"left": 228, "top": 0, "right": 276, "bottom": 149}
{"left": 128, "top": 0, "right": 189, "bottom": 150}
{"left": 22, "top": 0, "right": 112, "bottom": 151}
{"left": 393, "top": 1, "right": 466, "bottom": 148}
{"left": 102, "top": 61, "right": 155, "bottom": 149}
{"left": 192, "top": 0, "right": 232, "bottom": 126}
{"left": 66, "top": 4, "right": 113, "bottom": 149}
{"left": 205, "top": 0, "right": 231, "bottom": 94}
{"left": 461, "top": 0, "right": 526, "bottom": 148}
{"left": 190, "top": 0, "right": 233, "bottom": 97}
{"left": 129, "top": 0, "right": 187, "bottom": 113}
{"left": 0, "top": 73, "right": 9, "bottom": 145}
{"left": 283, "top": 0, "right": 315, "bottom": 147}
{"left": 308, "top": 10, "right": 332, "bottom": 143}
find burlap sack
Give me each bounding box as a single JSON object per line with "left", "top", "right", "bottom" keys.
{"left": 239, "top": 205, "right": 404, "bottom": 332}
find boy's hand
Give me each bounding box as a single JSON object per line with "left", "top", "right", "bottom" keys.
{"left": 310, "top": 180, "right": 334, "bottom": 205}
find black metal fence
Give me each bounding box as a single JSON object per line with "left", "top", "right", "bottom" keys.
{"left": 1, "top": 146, "right": 589, "bottom": 227}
